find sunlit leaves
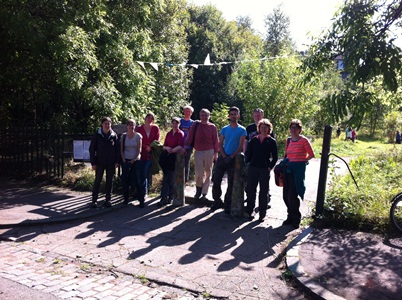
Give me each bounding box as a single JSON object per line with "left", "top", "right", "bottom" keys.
{"left": 54, "top": 26, "right": 98, "bottom": 90}
{"left": 229, "top": 56, "right": 321, "bottom": 138}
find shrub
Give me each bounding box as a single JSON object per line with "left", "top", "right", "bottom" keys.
{"left": 323, "top": 147, "right": 402, "bottom": 233}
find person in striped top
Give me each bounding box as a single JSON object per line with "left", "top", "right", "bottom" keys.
{"left": 283, "top": 119, "right": 315, "bottom": 229}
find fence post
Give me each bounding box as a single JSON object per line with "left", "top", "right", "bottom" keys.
{"left": 173, "top": 153, "right": 185, "bottom": 206}
{"left": 231, "top": 152, "right": 245, "bottom": 217}
{"left": 315, "top": 124, "right": 332, "bottom": 217}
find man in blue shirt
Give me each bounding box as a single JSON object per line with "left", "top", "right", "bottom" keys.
{"left": 211, "top": 106, "right": 246, "bottom": 213}
{"left": 180, "top": 105, "right": 194, "bottom": 182}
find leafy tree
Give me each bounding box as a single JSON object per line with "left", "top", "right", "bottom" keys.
{"left": 185, "top": 4, "right": 263, "bottom": 115}
{"left": 228, "top": 55, "right": 321, "bottom": 139}
{"left": 0, "top": 0, "right": 191, "bottom": 130}
{"left": 263, "top": 4, "right": 295, "bottom": 56}
{"left": 301, "top": 0, "right": 402, "bottom": 126}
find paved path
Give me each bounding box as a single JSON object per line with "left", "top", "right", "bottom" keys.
{"left": 1, "top": 158, "right": 401, "bottom": 299}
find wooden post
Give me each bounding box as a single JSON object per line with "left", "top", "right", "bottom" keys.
{"left": 231, "top": 153, "right": 246, "bottom": 217}
{"left": 315, "top": 125, "right": 332, "bottom": 216}
{"left": 173, "top": 153, "right": 185, "bottom": 206}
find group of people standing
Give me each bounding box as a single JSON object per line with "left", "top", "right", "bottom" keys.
{"left": 345, "top": 127, "right": 357, "bottom": 142}
{"left": 89, "top": 106, "right": 315, "bottom": 229}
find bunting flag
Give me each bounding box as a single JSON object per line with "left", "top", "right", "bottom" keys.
{"left": 137, "top": 61, "right": 146, "bottom": 70}
{"left": 149, "top": 62, "right": 158, "bottom": 71}
{"left": 134, "top": 53, "right": 301, "bottom": 72}
{"left": 203, "top": 53, "right": 212, "bottom": 66}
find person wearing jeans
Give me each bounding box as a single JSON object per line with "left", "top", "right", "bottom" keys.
{"left": 120, "top": 119, "right": 142, "bottom": 205}
{"left": 282, "top": 119, "right": 315, "bottom": 229}
{"left": 211, "top": 106, "right": 246, "bottom": 213}
{"left": 136, "top": 112, "right": 160, "bottom": 207}
{"left": 180, "top": 105, "right": 194, "bottom": 182}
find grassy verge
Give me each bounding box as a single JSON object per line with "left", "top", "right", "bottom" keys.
{"left": 315, "top": 136, "right": 402, "bottom": 235}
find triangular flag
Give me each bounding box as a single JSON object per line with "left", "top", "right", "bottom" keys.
{"left": 149, "top": 62, "right": 158, "bottom": 71}
{"left": 204, "top": 53, "right": 211, "bottom": 66}
{"left": 137, "top": 61, "right": 145, "bottom": 70}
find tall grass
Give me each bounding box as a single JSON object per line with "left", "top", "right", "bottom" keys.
{"left": 323, "top": 146, "right": 402, "bottom": 234}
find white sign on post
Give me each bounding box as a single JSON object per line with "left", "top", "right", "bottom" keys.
{"left": 73, "top": 140, "right": 91, "bottom": 162}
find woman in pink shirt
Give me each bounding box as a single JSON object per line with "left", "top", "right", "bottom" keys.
{"left": 185, "top": 109, "right": 219, "bottom": 200}
{"left": 283, "top": 119, "right": 315, "bottom": 229}
{"left": 158, "top": 117, "right": 184, "bottom": 206}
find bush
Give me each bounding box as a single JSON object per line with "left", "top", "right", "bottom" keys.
{"left": 322, "top": 147, "right": 402, "bottom": 234}
{"left": 61, "top": 164, "right": 95, "bottom": 191}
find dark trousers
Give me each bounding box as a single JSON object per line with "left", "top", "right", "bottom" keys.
{"left": 121, "top": 161, "right": 140, "bottom": 200}
{"left": 212, "top": 156, "right": 235, "bottom": 209}
{"left": 283, "top": 170, "right": 301, "bottom": 222}
{"left": 92, "top": 163, "right": 115, "bottom": 202}
{"left": 161, "top": 169, "right": 175, "bottom": 200}
{"left": 246, "top": 165, "right": 270, "bottom": 218}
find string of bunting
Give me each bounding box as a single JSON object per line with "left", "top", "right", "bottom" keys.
{"left": 136, "top": 53, "right": 298, "bottom": 72}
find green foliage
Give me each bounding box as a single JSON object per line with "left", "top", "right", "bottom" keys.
{"left": 263, "top": 4, "right": 295, "bottom": 56}
{"left": 384, "top": 110, "right": 402, "bottom": 133}
{"left": 301, "top": 0, "right": 402, "bottom": 125}
{"left": 186, "top": 4, "right": 263, "bottom": 114}
{"left": 210, "top": 102, "right": 229, "bottom": 132}
{"left": 0, "top": 0, "right": 191, "bottom": 130}
{"left": 324, "top": 147, "right": 402, "bottom": 233}
{"left": 228, "top": 55, "right": 321, "bottom": 139}
{"left": 62, "top": 165, "right": 94, "bottom": 191}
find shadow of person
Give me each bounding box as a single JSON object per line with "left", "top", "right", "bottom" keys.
{"left": 217, "top": 224, "right": 294, "bottom": 272}
{"left": 128, "top": 208, "right": 212, "bottom": 260}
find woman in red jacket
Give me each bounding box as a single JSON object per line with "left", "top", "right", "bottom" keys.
{"left": 136, "top": 112, "right": 160, "bottom": 207}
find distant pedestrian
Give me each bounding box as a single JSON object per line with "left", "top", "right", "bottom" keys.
{"left": 180, "top": 105, "right": 195, "bottom": 183}
{"left": 89, "top": 117, "right": 120, "bottom": 208}
{"left": 396, "top": 130, "right": 401, "bottom": 144}
{"left": 336, "top": 127, "right": 341, "bottom": 138}
{"left": 120, "top": 119, "right": 142, "bottom": 205}
{"left": 282, "top": 119, "right": 315, "bottom": 229}
{"left": 245, "top": 119, "right": 278, "bottom": 222}
{"left": 211, "top": 106, "right": 246, "bottom": 213}
{"left": 347, "top": 127, "right": 352, "bottom": 141}
{"left": 185, "top": 108, "right": 219, "bottom": 200}
{"left": 158, "top": 117, "right": 184, "bottom": 206}
{"left": 351, "top": 128, "right": 357, "bottom": 143}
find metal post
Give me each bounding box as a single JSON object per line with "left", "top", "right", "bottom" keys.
{"left": 315, "top": 125, "right": 332, "bottom": 216}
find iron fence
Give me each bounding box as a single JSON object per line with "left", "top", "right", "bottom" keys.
{"left": 0, "top": 126, "right": 92, "bottom": 178}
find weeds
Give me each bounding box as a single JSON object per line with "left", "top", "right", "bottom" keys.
{"left": 322, "top": 147, "right": 402, "bottom": 234}
{"left": 80, "top": 263, "right": 91, "bottom": 271}
{"left": 136, "top": 274, "right": 148, "bottom": 284}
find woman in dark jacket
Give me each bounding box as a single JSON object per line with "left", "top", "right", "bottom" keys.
{"left": 245, "top": 119, "right": 278, "bottom": 221}
{"left": 89, "top": 117, "right": 120, "bottom": 208}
